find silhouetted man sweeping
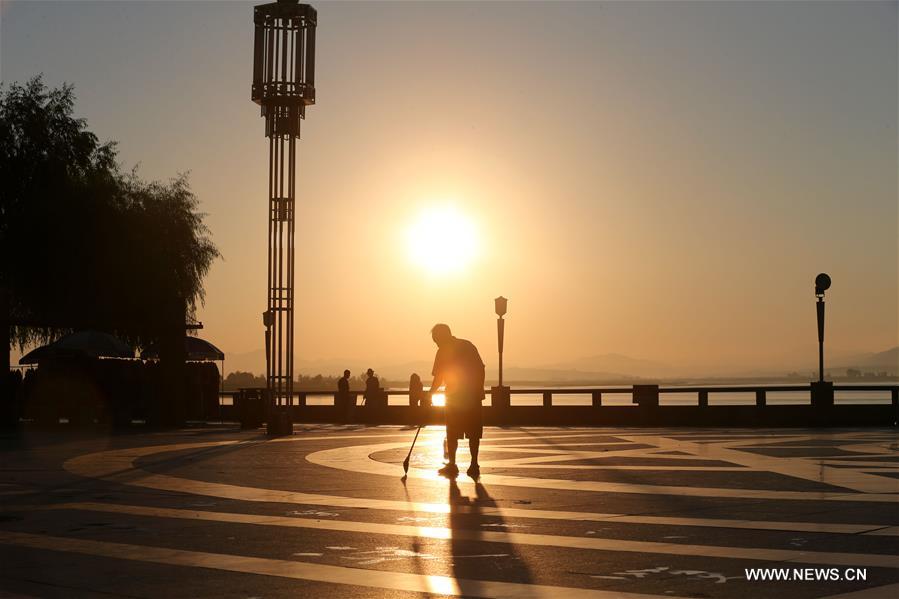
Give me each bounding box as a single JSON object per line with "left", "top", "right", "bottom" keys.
{"left": 428, "top": 323, "right": 485, "bottom": 479}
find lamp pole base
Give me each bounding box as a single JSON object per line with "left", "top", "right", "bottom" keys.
{"left": 810, "top": 381, "right": 834, "bottom": 408}
{"left": 267, "top": 406, "right": 294, "bottom": 437}
{"left": 491, "top": 386, "right": 510, "bottom": 410}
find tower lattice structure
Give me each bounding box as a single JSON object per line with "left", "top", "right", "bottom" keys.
{"left": 252, "top": 0, "right": 316, "bottom": 416}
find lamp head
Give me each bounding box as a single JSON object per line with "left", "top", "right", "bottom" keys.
{"left": 815, "top": 273, "right": 831, "bottom": 298}
{"left": 495, "top": 296, "right": 508, "bottom": 317}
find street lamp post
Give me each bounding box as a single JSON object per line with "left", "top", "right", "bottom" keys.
{"left": 495, "top": 297, "right": 507, "bottom": 386}
{"left": 811, "top": 273, "right": 833, "bottom": 407}
{"left": 492, "top": 297, "right": 510, "bottom": 410}
{"left": 251, "top": 0, "right": 317, "bottom": 436}
{"left": 814, "top": 273, "right": 830, "bottom": 382}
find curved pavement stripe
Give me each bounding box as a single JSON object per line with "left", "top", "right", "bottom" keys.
{"left": 306, "top": 440, "right": 899, "bottom": 502}
{"left": 39, "top": 502, "right": 899, "bottom": 569}
{"left": 0, "top": 530, "right": 674, "bottom": 599}
{"left": 62, "top": 439, "right": 899, "bottom": 535}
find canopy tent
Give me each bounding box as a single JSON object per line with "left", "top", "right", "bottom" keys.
{"left": 141, "top": 336, "right": 226, "bottom": 422}
{"left": 19, "top": 330, "right": 134, "bottom": 365}
{"left": 140, "top": 336, "right": 225, "bottom": 362}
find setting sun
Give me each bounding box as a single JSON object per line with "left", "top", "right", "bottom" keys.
{"left": 405, "top": 205, "right": 479, "bottom": 276}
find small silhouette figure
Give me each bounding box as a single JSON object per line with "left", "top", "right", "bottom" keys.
{"left": 336, "top": 368, "right": 351, "bottom": 407}
{"left": 363, "top": 368, "right": 381, "bottom": 407}
{"left": 409, "top": 373, "right": 426, "bottom": 407}
{"left": 428, "top": 323, "right": 485, "bottom": 480}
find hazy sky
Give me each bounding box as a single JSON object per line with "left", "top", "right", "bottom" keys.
{"left": 3, "top": 0, "right": 897, "bottom": 374}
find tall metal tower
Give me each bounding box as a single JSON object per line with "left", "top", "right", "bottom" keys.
{"left": 252, "top": 0, "right": 316, "bottom": 435}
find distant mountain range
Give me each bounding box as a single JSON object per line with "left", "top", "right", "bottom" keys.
{"left": 835, "top": 346, "right": 898, "bottom": 371}
{"left": 222, "top": 346, "right": 898, "bottom": 382}
{"left": 537, "top": 354, "right": 673, "bottom": 379}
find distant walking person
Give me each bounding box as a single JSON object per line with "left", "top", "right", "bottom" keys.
{"left": 363, "top": 368, "right": 380, "bottom": 406}
{"left": 409, "top": 373, "right": 427, "bottom": 407}
{"left": 336, "top": 369, "right": 352, "bottom": 420}
{"left": 338, "top": 369, "right": 351, "bottom": 397}
{"left": 428, "top": 324, "right": 485, "bottom": 479}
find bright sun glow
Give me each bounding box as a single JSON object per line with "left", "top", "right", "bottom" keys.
{"left": 405, "top": 205, "right": 478, "bottom": 275}
{"left": 430, "top": 392, "right": 446, "bottom": 407}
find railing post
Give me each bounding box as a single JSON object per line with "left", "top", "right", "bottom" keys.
{"left": 698, "top": 390, "right": 708, "bottom": 408}
{"left": 633, "top": 385, "right": 659, "bottom": 408}
{"left": 811, "top": 381, "right": 834, "bottom": 407}
{"left": 592, "top": 391, "right": 602, "bottom": 407}
{"left": 297, "top": 392, "right": 307, "bottom": 407}
{"left": 491, "top": 386, "right": 510, "bottom": 410}
{"left": 755, "top": 390, "right": 766, "bottom": 407}
{"left": 892, "top": 388, "right": 898, "bottom": 408}
{"left": 543, "top": 392, "right": 552, "bottom": 407}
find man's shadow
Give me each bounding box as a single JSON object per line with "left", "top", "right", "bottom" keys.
{"left": 448, "top": 479, "right": 533, "bottom": 592}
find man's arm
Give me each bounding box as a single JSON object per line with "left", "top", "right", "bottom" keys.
{"left": 428, "top": 373, "right": 443, "bottom": 394}
{"left": 428, "top": 350, "right": 444, "bottom": 394}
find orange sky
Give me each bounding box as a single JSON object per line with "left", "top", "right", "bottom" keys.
{"left": 3, "top": 1, "right": 897, "bottom": 376}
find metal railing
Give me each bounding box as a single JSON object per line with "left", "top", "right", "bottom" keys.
{"left": 220, "top": 383, "right": 899, "bottom": 408}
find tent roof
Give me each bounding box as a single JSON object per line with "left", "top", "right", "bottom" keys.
{"left": 19, "top": 330, "right": 134, "bottom": 365}
{"left": 140, "top": 336, "right": 225, "bottom": 362}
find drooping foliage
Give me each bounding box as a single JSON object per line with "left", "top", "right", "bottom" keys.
{"left": 1, "top": 77, "right": 220, "bottom": 349}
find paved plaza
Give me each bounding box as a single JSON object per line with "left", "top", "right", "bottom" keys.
{"left": 1, "top": 426, "right": 897, "bottom": 598}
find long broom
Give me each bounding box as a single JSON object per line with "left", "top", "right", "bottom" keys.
{"left": 402, "top": 424, "right": 424, "bottom": 475}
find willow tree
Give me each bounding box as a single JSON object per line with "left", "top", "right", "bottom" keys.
{"left": 1, "top": 77, "right": 220, "bottom": 404}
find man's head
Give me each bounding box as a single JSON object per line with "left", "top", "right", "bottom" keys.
{"left": 366, "top": 368, "right": 374, "bottom": 377}
{"left": 343, "top": 369, "right": 350, "bottom": 378}
{"left": 431, "top": 323, "right": 452, "bottom": 347}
